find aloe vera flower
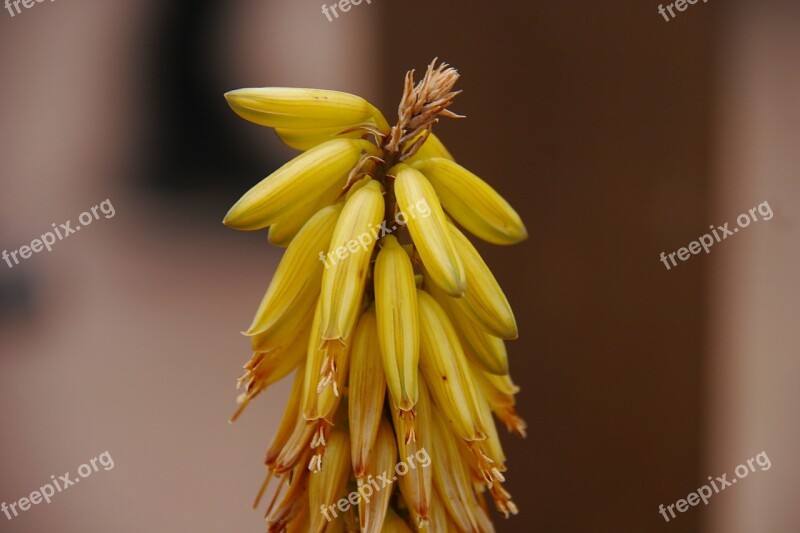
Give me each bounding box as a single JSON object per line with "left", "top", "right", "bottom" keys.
{"left": 226, "top": 60, "right": 527, "bottom": 532}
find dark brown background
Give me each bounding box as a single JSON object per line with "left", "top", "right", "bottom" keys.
{"left": 384, "top": 2, "right": 711, "bottom": 531}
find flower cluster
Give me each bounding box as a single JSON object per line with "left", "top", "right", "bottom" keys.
{"left": 225, "top": 60, "right": 528, "bottom": 532}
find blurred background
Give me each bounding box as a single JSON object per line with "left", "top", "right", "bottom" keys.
{"left": 0, "top": 0, "right": 797, "bottom": 531}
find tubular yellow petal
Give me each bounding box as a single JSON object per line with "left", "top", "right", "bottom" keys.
{"left": 249, "top": 295, "right": 316, "bottom": 353}
{"left": 235, "top": 328, "right": 308, "bottom": 417}
{"left": 417, "top": 289, "right": 487, "bottom": 442}
{"left": 302, "top": 299, "right": 352, "bottom": 424}
{"left": 446, "top": 514, "right": 465, "bottom": 532}
{"left": 449, "top": 223, "right": 518, "bottom": 339}
{"left": 267, "top": 179, "right": 346, "bottom": 247}
{"left": 392, "top": 164, "right": 465, "bottom": 297}
{"left": 308, "top": 429, "right": 352, "bottom": 533}
{"left": 470, "top": 363, "right": 527, "bottom": 438}
{"left": 265, "top": 463, "right": 311, "bottom": 532}
{"left": 367, "top": 104, "right": 391, "bottom": 134}
{"left": 272, "top": 415, "right": 316, "bottom": 475}
{"left": 412, "top": 157, "right": 527, "bottom": 245}
{"left": 266, "top": 220, "right": 303, "bottom": 249}
{"left": 390, "top": 380, "right": 433, "bottom": 526}
{"left": 253, "top": 327, "right": 308, "bottom": 386}
{"left": 476, "top": 393, "right": 507, "bottom": 471}
{"left": 344, "top": 175, "right": 376, "bottom": 200}
{"left": 417, "top": 488, "right": 449, "bottom": 533}
{"left": 224, "top": 87, "right": 386, "bottom": 130}
{"left": 482, "top": 369, "right": 520, "bottom": 397}
{"left": 319, "top": 180, "right": 385, "bottom": 343}
{"left": 358, "top": 418, "right": 397, "bottom": 533}
{"left": 405, "top": 132, "right": 455, "bottom": 163}
{"left": 382, "top": 508, "right": 414, "bottom": 532}
{"left": 424, "top": 272, "right": 508, "bottom": 375}
{"left": 428, "top": 405, "right": 485, "bottom": 532}
{"left": 326, "top": 515, "right": 347, "bottom": 533}
{"left": 348, "top": 308, "right": 386, "bottom": 478}
{"left": 469, "top": 363, "right": 516, "bottom": 411}
{"left": 245, "top": 203, "right": 342, "bottom": 337}
{"left": 473, "top": 504, "right": 498, "bottom": 533}
{"left": 284, "top": 503, "right": 310, "bottom": 533}
{"left": 274, "top": 125, "right": 368, "bottom": 152}
{"left": 224, "top": 139, "right": 377, "bottom": 230}
{"left": 375, "top": 235, "right": 420, "bottom": 413}
{"left": 263, "top": 363, "right": 306, "bottom": 467}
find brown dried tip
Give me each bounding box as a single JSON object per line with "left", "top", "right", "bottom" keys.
{"left": 497, "top": 406, "right": 528, "bottom": 438}
{"left": 384, "top": 59, "right": 464, "bottom": 160}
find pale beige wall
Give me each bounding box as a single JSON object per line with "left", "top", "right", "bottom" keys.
{"left": 0, "top": 1, "right": 379, "bottom": 531}
{"left": 707, "top": 1, "right": 800, "bottom": 531}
